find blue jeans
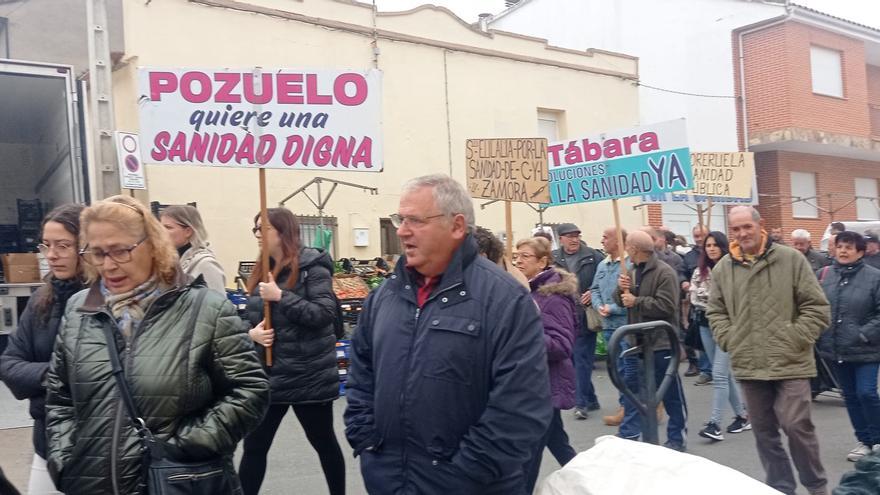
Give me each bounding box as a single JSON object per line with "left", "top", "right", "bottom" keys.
{"left": 834, "top": 361, "right": 880, "bottom": 446}
{"left": 698, "top": 349, "right": 712, "bottom": 376}
{"left": 699, "top": 326, "right": 746, "bottom": 424}
{"left": 604, "top": 329, "right": 632, "bottom": 406}
{"left": 618, "top": 349, "right": 688, "bottom": 447}
{"left": 574, "top": 330, "right": 599, "bottom": 408}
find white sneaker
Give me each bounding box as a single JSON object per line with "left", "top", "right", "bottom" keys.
{"left": 847, "top": 443, "right": 872, "bottom": 462}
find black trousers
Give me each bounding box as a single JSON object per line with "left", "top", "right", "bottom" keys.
{"left": 239, "top": 402, "right": 346, "bottom": 495}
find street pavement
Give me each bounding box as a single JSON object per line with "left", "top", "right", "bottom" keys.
{"left": 0, "top": 361, "right": 856, "bottom": 494}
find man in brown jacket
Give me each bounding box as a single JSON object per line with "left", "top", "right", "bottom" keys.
{"left": 615, "top": 230, "right": 687, "bottom": 451}
{"left": 708, "top": 206, "right": 831, "bottom": 495}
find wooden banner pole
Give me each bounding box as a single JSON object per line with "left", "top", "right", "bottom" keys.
{"left": 505, "top": 200, "right": 514, "bottom": 259}
{"left": 259, "top": 168, "right": 273, "bottom": 367}
{"left": 612, "top": 199, "right": 629, "bottom": 292}
{"left": 706, "top": 198, "right": 714, "bottom": 232}
{"left": 696, "top": 204, "right": 705, "bottom": 231}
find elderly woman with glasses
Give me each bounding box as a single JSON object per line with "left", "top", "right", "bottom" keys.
{"left": 43, "top": 195, "right": 269, "bottom": 495}
{"left": 514, "top": 236, "right": 579, "bottom": 493}
{"left": 0, "top": 204, "right": 86, "bottom": 495}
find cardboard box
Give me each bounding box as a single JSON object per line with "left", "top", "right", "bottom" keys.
{"left": 1, "top": 253, "right": 41, "bottom": 283}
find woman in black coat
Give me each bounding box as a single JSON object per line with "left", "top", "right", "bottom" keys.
{"left": 817, "top": 231, "right": 880, "bottom": 462}
{"left": 239, "top": 207, "right": 345, "bottom": 495}
{"left": 0, "top": 204, "right": 85, "bottom": 494}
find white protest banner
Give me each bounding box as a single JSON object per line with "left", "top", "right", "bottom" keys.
{"left": 465, "top": 138, "right": 549, "bottom": 203}
{"left": 137, "top": 68, "right": 383, "bottom": 171}
{"left": 547, "top": 119, "right": 692, "bottom": 206}
{"left": 114, "top": 132, "right": 146, "bottom": 190}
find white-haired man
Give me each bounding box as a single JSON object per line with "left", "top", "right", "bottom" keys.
{"left": 345, "top": 174, "right": 552, "bottom": 494}
{"left": 791, "top": 229, "right": 831, "bottom": 272}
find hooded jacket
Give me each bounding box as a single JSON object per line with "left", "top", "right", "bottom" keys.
{"left": 179, "top": 244, "right": 226, "bottom": 294}
{"left": 529, "top": 268, "right": 578, "bottom": 410}
{"left": 45, "top": 274, "right": 269, "bottom": 495}
{"left": 817, "top": 260, "right": 880, "bottom": 363}
{"left": 707, "top": 236, "right": 830, "bottom": 381}
{"left": 344, "top": 235, "right": 551, "bottom": 494}
{"left": 246, "top": 247, "right": 340, "bottom": 405}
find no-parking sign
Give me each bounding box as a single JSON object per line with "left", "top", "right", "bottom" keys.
{"left": 115, "top": 132, "right": 147, "bottom": 190}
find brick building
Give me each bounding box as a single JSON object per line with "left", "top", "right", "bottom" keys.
{"left": 734, "top": 7, "right": 880, "bottom": 245}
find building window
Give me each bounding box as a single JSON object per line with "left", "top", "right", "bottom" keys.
{"left": 810, "top": 45, "right": 844, "bottom": 98}
{"left": 537, "top": 109, "right": 561, "bottom": 141}
{"left": 296, "top": 215, "right": 338, "bottom": 258}
{"left": 0, "top": 17, "right": 8, "bottom": 58}
{"left": 790, "top": 171, "right": 818, "bottom": 218}
{"left": 855, "top": 178, "right": 880, "bottom": 221}
{"left": 379, "top": 218, "right": 401, "bottom": 256}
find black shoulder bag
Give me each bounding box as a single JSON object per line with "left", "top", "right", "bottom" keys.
{"left": 102, "top": 289, "right": 238, "bottom": 495}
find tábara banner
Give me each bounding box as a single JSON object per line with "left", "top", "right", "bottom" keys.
{"left": 547, "top": 119, "right": 692, "bottom": 206}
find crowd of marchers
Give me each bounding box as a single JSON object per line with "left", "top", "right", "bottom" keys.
{"left": 1, "top": 174, "right": 879, "bottom": 495}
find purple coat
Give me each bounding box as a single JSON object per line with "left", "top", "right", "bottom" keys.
{"left": 529, "top": 268, "right": 579, "bottom": 410}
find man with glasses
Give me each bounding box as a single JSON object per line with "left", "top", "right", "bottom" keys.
{"left": 552, "top": 223, "right": 602, "bottom": 419}
{"left": 344, "top": 174, "right": 551, "bottom": 494}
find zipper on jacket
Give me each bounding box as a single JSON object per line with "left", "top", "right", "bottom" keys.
{"left": 167, "top": 469, "right": 224, "bottom": 482}
{"left": 398, "top": 306, "right": 421, "bottom": 480}
{"left": 105, "top": 290, "right": 182, "bottom": 495}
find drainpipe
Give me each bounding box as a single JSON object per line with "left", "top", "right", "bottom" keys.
{"left": 478, "top": 13, "right": 491, "bottom": 32}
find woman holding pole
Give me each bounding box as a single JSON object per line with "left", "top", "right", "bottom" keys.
{"left": 239, "top": 207, "right": 345, "bottom": 495}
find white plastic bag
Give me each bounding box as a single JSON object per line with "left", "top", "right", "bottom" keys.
{"left": 539, "top": 435, "right": 783, "bottom": 495}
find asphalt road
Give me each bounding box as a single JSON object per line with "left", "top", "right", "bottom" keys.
{"left": 0, "top": 362, "right": 856, "bottom": 494}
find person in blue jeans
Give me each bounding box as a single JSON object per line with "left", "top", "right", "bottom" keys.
{"left": 817, "top": 231, "right": 880, "bottom": 462}
{"left": 591, "top": 226, "right": 630, "bottom": 426}
{"left": 552, "top": 223, "right": 602, "bottom": 418}
{"left": 615, "top": 231, "right": 688, "bottom": 451}
{"left": 689, "top": 232, "right": 751, "bottom": 441}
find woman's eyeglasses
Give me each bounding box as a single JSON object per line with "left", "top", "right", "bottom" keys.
{"left": 79, "top": 238, "right": 146, "bottom": 265}
{"left": 37, "top": 242, "right": 76, "bottom": 257}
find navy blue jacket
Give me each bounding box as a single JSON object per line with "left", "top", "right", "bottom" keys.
{"left": 818, "top": 260, "right": 880, "bottom": 363}
{"left": 344, "top": 236, "right": 552, "bottom": 494}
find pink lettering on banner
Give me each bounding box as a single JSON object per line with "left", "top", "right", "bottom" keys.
{"left": 214, "top": 73, "right": 242, "bottom": 103}
{"left": 306, "top": 74, "right": 333, "bottom": 105}
{"left": 150, "top": 132, "right": 373, "bottom": 168}
{"left": 243, "top": 73, "right": 274, "bottom": 105}
{"left": 180, "top": 72, "right": 212, "bottom": 103}
{"left": 149, "top": 72, "right": 177, "bottom": 101}
{"left": 276, "top": 74, "right": 304, "bottom": 104}
{"left": 334, "top": 73, "right": 368, "bottom": 106}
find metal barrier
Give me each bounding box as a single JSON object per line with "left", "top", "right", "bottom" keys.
{"left": 606, "top": 321, "right": 681, "bottom": 445}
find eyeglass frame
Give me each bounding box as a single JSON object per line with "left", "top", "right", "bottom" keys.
{"left": 252, "top": 224, "right": 275, "bottom": 237}
{"left": 389, "top": 213, "right": 451, "bottom": 229}
{"left": 511, "top": 251, "right": 538, "bottom": 261}
{"left": 79, "top": 238, "right": 147, "bottom": 265}
{"left": 37, "top": 241, "right": 77, "bottom": 257}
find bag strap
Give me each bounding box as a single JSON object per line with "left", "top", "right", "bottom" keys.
{"left": 819, "top": 265, "right": 830, "bottom": 282}
{"left": 101, "top": 288, "right": 208, "bottom": 440}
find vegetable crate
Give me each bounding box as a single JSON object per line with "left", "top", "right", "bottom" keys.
{"left": 336, "top": 340, "right": 351, "bottom": 396}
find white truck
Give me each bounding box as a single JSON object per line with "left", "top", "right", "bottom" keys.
{"left": 0, "top": 59, "right": 89, "bottom": 349}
